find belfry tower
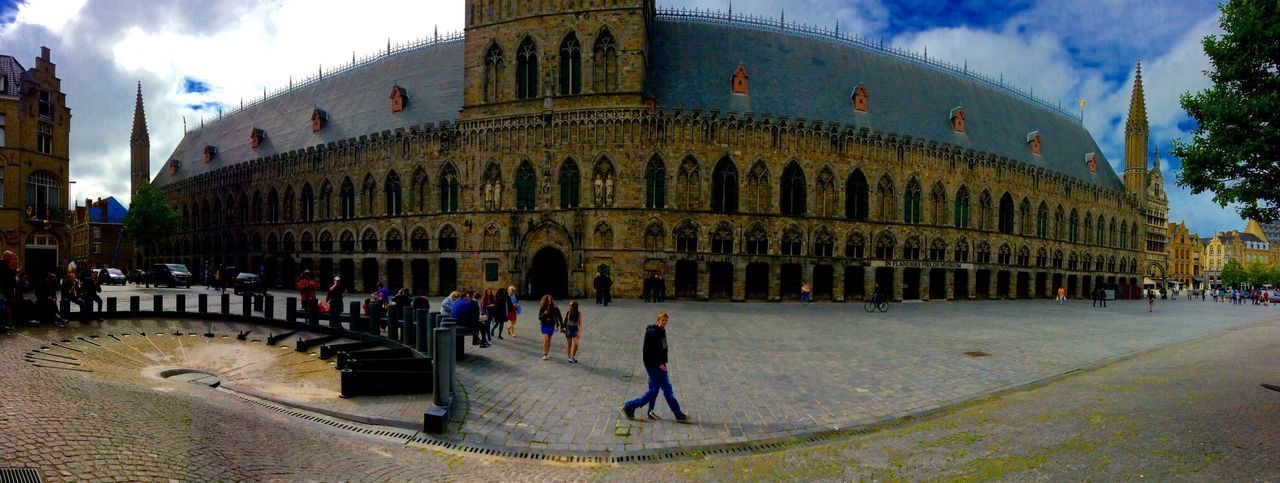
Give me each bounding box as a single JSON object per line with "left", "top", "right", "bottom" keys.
{"left": 1124, "top": 62, "right": 1148, "bottom": 202}
{"left": 130, "top": 81, "right": 150, "bottom": 200}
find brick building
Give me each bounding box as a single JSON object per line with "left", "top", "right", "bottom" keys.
{"left": 0, "top": 47, "right": 72, "bottom": 281}
{"left": 1166, "top": 221, "right": 1200, "bottom": 289}
{"left": 148, "top": 2, "right": 1162, "bottom": 301}
{"left": 69, "top": 196, "right": 133, "bottom": 271}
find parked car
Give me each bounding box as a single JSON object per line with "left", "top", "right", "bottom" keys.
{"left": 151, "top": 263, "right": 193, "bottom": 288}
{"left": 233, "top": 272, "right": 264, "bottom": 296}
{"left": 103, "top": 268, "right": 127, "bottom": 285}
{"left": 128, "top": 269, "right": 148, "bottom": 284}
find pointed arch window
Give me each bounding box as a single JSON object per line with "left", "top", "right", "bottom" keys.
{"left": 845, "top": 232, "right": 866, "bottom": 258}
{"left": 482, "top": 224, "right": 501, "bottom": 250}
{"left": 644, "top": 222, "right": 665, "bottom": 251}
{"left": 1036, "top": 248, "right": 1048, "bottom": 267}
{"left": 361, "top": 229, "right": 378, "bottom": 252}
{"left": 1068, "top": 209, "right": 1079, "bottom": 243}
{"left": 1052, "top": 249, "right": 1064, "bottom": 269}
{"left": 1017, "top": 246, "right": 1031, "bottom": 266}
{"left": 238, "top": 193, "right": 249, "bottom": 224}
{"left": 780, "top": 161, "right": 806, "bottom": 216}
{"left": 319, "top": 180, "right": 333, "bottom": 220}
{"left": 300, "top": 183, "right": 314, "bottom": 221}
{"left": 746, "top": 161, "right": 770, "bottom": 213}
{"left": 1085, "top": 213, "right": 1094, "bottom": 244}
{"left": 954, "top": 238, "right": 970, "bottom": 262}
{"left": 677, "top": 156, "right": 701, "bottom": 210}
{"left": 515, "top": 37, "right": 539, "bottom": 100}
{"left": 1109, "top": 219, "right": 1117, "bottom": 247}
{"left": 438, "top": 226, "right": 459, "bottom": 251}
{"left": 385, "top": 170, "right": 402, "bottom": 216}
{"left": 711, "top": 223, "right": 733, "bottom": 254}
{"left": 978, "top": 190, "right": 992, "bottom": 230}
{"left": 929, "top": 238, "right": 948, "bottom": 261}
{"left": 593, "top": 28, "right": 619, "bottom": 92}
{"left": 360, "top": 174, "right": 376, "bottom": 216}
{"left": 1020, "top": 198, "right": 1032, "bottom": 235}
{"left": 594, "top": 223, "right": 614, "bottom": 249}
{"left": 816, "top": 168, "right": 835, "bottom": 217}
{"left": 903, "top": 178, "right": 922, "bottom": 224}
{"left": 410, "top": 227, "right": 429, "bottom": 251}
{"left": 592, "top": 157, "right": 616, "bottom": 207}
{"left": 515, "top": 161, "right": 536, "bottom": 210}
{"left": 781, "top": 226, "right": 803, "bottom": 256}
{"left": 1053, "top": 206, "right": 1064, "bottom": 240}
{"left": 283, "top": 186, "right": 294, "bottom": 222}
{"left": 386, "top": 229, "right": 403, "bottom": 252}
{"left": 874, "top": 232, "right": 896, "bottom": 259}
{"left": 439, "top": 163, "right": 460, "bottom": 213}
{"left": 411, "top": 168, "right": 428, "bottom": 213}
{"left": 484, "top": 43, "right": 505, "bottom": 103}
{"left": 745, "top": 224, "right": 769, "bottom": 255}
{"left": 674, "top": 221, "right": 699, "bottom": 252}
{"left": 481, "top": 163, "right": 503, "bottom": 210}
{"left": 285, "top": 232, "right": 297, "bottom": 252}
{"left": 645, "top": 155, "right": 666, "bottom": 209}
{"left": 339, "top": 178, "right": 355, "bottom": 219}
{"left": 877, "top": 175, "right": 895, "bottom": 221}
{"left": 559, "top": 159, "right": 581, "bottom": 208}
{"left": 339, "top": 230, "right": 355, "bottom": 253}
{"left": 998, "top": 244, "right": 1012, "bottom": 265}
{"left": 930, "top": 181, "right": 946, "bottom": 225}
{"left": 903, "top": 236, "right": 922, "bottom": 260}
{"left": 1119, "top": 221, "right": 1127, "bottom": 248}
{"left": 558, "top": 32, "right": 581, "bottom": 95}
{"left": 845, "top": 169, "right": 868, "bottom": 220}
{"left": 975, "top": 241, "right": 990, "bottom": 263}
{"left": 1036, "top": 202, "right": 1050, "bottom": 237}
{"left": 317, "top": 231, "right": 332, "bottom": 253}
{"left": 813, "top": 229, "right": 835, "bottom": 257}
{"left": 251, "top": 191, "right": 263, "bottom": 223}
{"left": 954, "top": 186, "right": 970, "bottom": 229}
{"left": 266, "top": 188, "right": 279, "bottom": 223}
{"left": 711, "top": 156, "right": 739, "bottom": 213}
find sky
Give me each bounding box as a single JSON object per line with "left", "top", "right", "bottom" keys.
{"left": 0, "top": 0, "right": 1238, "bottom": 237}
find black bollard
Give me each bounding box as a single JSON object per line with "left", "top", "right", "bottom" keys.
{"left": 432, "top": 325, "right": 455, "bottom": 407}
{"left": 349, "top": 301, "right": 362, "bottom": 332}
{"left": 176, "top": 294, "right": 186, "bottom": 312}
{"left": 129, "top": 296, "right": 140, "bottom": 313}
{"left": 60, "top": 298, "right": 71, "bottom": 319}
{"left": 264, "top": 295, "right": 274, "bottom": 320}
{"left": 198, "top": 294, "right": 208, "bottom": 314}
{"left": 153, "top": 294, "right": 163, "bottom": 313}
{"left": 285, "top": 297, "right": 297, "bottom": 323}
{"left": 415, "top": 310, "right": 431, "bottom": 354}
{"left": 106, "top": 297, "right": 117, "bottom": 314}
{"left": 369, "top": 306, "right": 383, "bottom": 336}
{"left": 401, "top": 309, "right": 415, "bottom": 347}
{"left": 220, "top": 293, "right": 230, "bottom": 315}
{"left": 242, "top": 295, "right": 252, "bottom": 319}
{"left": 253, "top": 295, "right": 264, "bottom": 312}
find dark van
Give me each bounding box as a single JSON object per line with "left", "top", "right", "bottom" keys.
{"left": 151, "top": 263, "right": 193, "bottom": 288}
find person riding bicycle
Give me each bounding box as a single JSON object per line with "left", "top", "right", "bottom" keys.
{"left": 871, "top": 283, "right": 883, "bottom": 305}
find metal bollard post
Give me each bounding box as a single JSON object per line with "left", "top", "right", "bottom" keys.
{"left": 285, "top": 297, "right": 298, "bottom": 323}
{"left": 60, "top": 299, "right": 71, "bottom": 318}
{"left": 220, "top": 293, "right": 230, "bottom": 315}
{"left": 198, "top": 294, "right": 208, "bottom": 314}
{"left": 432, "top": 325, "right": 455, "bottom": 407}
{"left": 415, "top": 309, "right": 431, "bottom": 354}
{"left": 242, "top": 295, "right": 252, "bottom": 319}
{"left": 369, "top": 306, "right": 383, "bottom": 336}
{"left": 106, "top": 297, "right": 117, "bottom": 314}
{"left": 176, "top": 294, "right": 186, "bottom": 312}
{"left": 253, "top": 295, "right": 264, "bottom": 312}
{"left": 129, "top": 296, "right": 140, "bottom": 313}
{"left": 264, "top": 295, "right": 274, "bottom": 320}
{"left": 153, "top": 295, "right": 163, "bottom": 313}
{"left": 401, "top": 308, "right": 415, "bottom": 347}
{"left": 349, "top": 301, "right": 362, "bottom": 332}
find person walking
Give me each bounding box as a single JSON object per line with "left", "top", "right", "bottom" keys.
{"left": 643, "top": 274, "right": 654, "bottom": 303}
{"left": 594, "top": 272, "right": 604, "bottom": 305}
{"left": 800, "top": 281, "right": 812, "bottom": 304}
{"left": 1056, "top": 286, "right": 1066, "bottom": 305}
{"left": 563, "top": 300, "right": 583, "bottom": 364}
{"left": 325, "top": 277, "right": 346, "bottom": 328}
{"left": 1147, "top": 288, "right": 1156, "bottom": 313}
{"left": 621, "top": 312, "right": 689, "bottom": 422}
{"left": 296, "top": 270, "right": 320, "bottom": 325}
{"left": 479, "top": 288, "right": 497, "bottom": 345}
{"left": 656, "top": 274, "right": 667, "bottom": 302}
{"left": 537, "top": 295, "right": 562, "bottom": 360}
{"left": 506, "top": 285, "right": 521, "bottom": 338}
{"left": 489, "top": 287, "right": 510, "bottom": 341}
{"left": 601, "top": 273, "right": 613, "bottom": 307}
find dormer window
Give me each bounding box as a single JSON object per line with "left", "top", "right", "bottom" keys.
{"left": 1027, "top": 131, "right": 1041, "bottom": 155}
{"left": 1086, "top": 152, "right": 1097, "bottom": 174}
{"left": 250, "top": 128, "right": 264, "bottom": 149}
{"left": 169, "top": 159, "right": 182, "bottom": 174}
{"left": 950, "top": 106, "right": 965, "bottom": 133}
{"left": 389, "top": 86, "right": 407, "bottom": 113}
{"left": 731, "top": 63, "right": 748, "bottom": 95}
{"left": 852, "top": 84, "right": 868, "bottom": 112}
{"left": 203, "top": 145, "right": 217, "bottom": 163}
{"left": 311, "top": 109, "right": 327, "bottom": 133}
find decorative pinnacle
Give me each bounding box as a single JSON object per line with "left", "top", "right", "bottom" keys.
{"left": 131, "top": 81, "right": 149, "bottom": 144}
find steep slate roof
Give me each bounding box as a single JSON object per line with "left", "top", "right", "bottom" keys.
{"left": 0, "top": 54, "right": 24, "bottom": 97}
{"left": 646, "top": 18, "right": 1124, "bottom": 190}
{"left": 1260, "top": 222, "right": 1280, "bottom": 243}
{"left": 154, "top": 40, "right": 464, "bottom": 187}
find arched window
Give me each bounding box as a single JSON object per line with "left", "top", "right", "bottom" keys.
{"left": 385, "top": 229, "right": 403, "bottom": 252}
{"left": 515, "top": 37, "right": 538, "bottom": 100}
{"left": 1109, "top": 219, "right": 1117, "bottom": 247}
{"left": 903, "top": 178, "right": 922, "bottom": 224}
{"left": 813, "top": 228, "right": 835, "bottom": 257}
{"left": 1069, "top": 251, "right": 1079, "bottom": 270}
{"left": 998, "top": 244, "right": 1012, "bottom": 264}
{"left": 319, "top": 180, "right": 333, "bottom": 219}
{"left": 558, "top": 32, "right": 581, "bottom": 95}
{"left": 1036, "top": 202, "right": 1049, "bottom": 237}
{"left": 484, "top": 43, "right": 505, "bottom": 103}
{"left": 482, "top": 224, "right": 501, "bottom": 250}
{"left": 816, "top": 168, "right": 835, "bottom": 217}
{"left": 411, "top": 167, "right": 428, "bottom": 213}
{"left": 481, "top": 163, "right": 503, "bottom": 210}
{"left": 592, "top": 157, "right": 616, "bottom": 207}
{"left": 975, "top": 241, "right": 990, "bottom": 263}
{"left": 439, "top": 163, "right": 460, "bottom": 212}
{"left": 285, "top": 232, "right": 297, "bottom": 252}
{"left": 438, "top": 225, "right": 459, "bottom": 251}
{"left": 266, "top": 188, "right": 279, "bottom": 223}
{"left": 874, "top": 232, "right": 896, "bottom": 259}
{"left": 930, "top": 182, "right": 946, "bottom": 225}
{"left": 954, "top": 186, "right": 970, "bottom": 229}
{"left": 1017, "top": 246, "right": 1031, "bottom": 266}
{"left": 385, "top": 170, "right": 402, "bottom": 216}
{"left": 283, "top": 186, "right": 294, "bottom": 222}
{"left": 361, "top": 228, "right": 378, "bottom": 252}
{"left": 339, "top": 230, "right": 355, "bottom": 253}
{"left": 1084, "top": 213, "right": 1094, "bottom": 244}
{"left": 210, "top": 197, "right": 221, "bottom": 227}
{"left": 845, "top": 232, "right": 866, "bottom": 258}
{"left": 746, "top": 161, "right": 770, "bottom": 213}
{"left": 929, "top": 237, "right": 947, "bottom": 261}
{"left": 998, "top": 194, "right": 1015, "bottom": 233}
{"left": 1052, "top": 249, "right": 1063, "bottom": 268}
{"left": 559, "top": 159, "right": 580, "bottom": 208}
{"left": 1036, "top": 248, "right": 1048, "bottom": 267}
{"left": 1119, "top": 221, "right": 1127, "bottom": 248}
{"left": 845, "top": 169, "right": 869, "bottom": 220}
{"left": 26, "top": 172, "right": 60, "bottom": 219}
{"left": 711, "top": 222, "right": 733, "bottom": 254}
{"left": 954, "top": 238, "right": 970, "bottom": 262}
{"left": 1131, "top": 223, "right": 1139, "bottom": 250}
{"left": 410, "top": 227, "right": 429, "bottom": 251}
{"left": 674, "top": 221, "right": 699, "bottom": 252}
{"left": 1019, "top": 198, "right": 1032, "bottom": 235}
{"left": 1053, "top": 206, "right": 1065, "bottom": 239}
{"left": 339, "top": 178, "right": 355, "bottom": 219}
{"left": 594, "top": 223, "right": 614, "bottom": 249}
{"left": 977, "top": 190, "right": 992, "bottom": 230}
{"left": 780, "top": 160, "right": 806, "bottom": 216}
{"left": 515, "top": 161, "right": 536, "bottom": 210}
{"left": 745, "top": 224, "right": 769, "bottom": 255}
{"left": 677, "top": 156, "right": 700, "bottom": 210}
{"left": 903, "top": 235, "right": 922, "bottom": 260}
{"left": 877, "top": 174, "right": 895, "bottom": 221}
{"left": 360, "top": 174, "right": 376, "bottom": 216}
{"left": 318, "top": 231, "right": 333, "bottom": 253}
{"left": 781, "top": 226, "right": 803, "bottom": 255}
{"left": 251, "top": 191, "right": 263, "bottom": 223}
{"left": 644, "top": 222, "right": 665, "bottom": 251}
{"left": 645, "top": 155, "right": 666, "bottom": 209}
{"left": 711, "top": 156, "right": 739, "bottom": 213}
{"left": 592, "top": 28, "right": 619, "bottom": 92}
{"left": 300, "top": 183, "right": 314, "bottom": 221}
{"left": 1068, "top": 209, "right": 1079, "bottom": 243}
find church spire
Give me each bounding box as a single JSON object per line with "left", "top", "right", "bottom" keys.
{"left": 131, "top": 81, "right": 149, "bottom": 145}
{"left": 1126, "top": 61, "right": 1148, "bottom": 134}
{"left": 1124, "top": 61, "right": 1149, "bottom": 199}
{"left": 130, "top": 81, "right": 151, "bottom": 200}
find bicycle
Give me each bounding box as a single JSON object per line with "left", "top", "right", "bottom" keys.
{"left": 863, "top": 295, "right": 888, "bottom": 313}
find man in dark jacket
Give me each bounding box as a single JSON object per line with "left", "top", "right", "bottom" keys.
{"left": 621, "top": 312, "right": 689, "bottom": 422}
{"left": 450, "top": 292, "right": 486, "bottom": 347}
{"left": 601, "top": 273, "right": 613, "bottom": 307}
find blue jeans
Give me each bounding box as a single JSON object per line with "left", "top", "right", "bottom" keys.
{"left": 624, "top": 366, "right": 685, "bottom": 418}
{"left": 800, "top": 292, "right": 811, "bottom": 303}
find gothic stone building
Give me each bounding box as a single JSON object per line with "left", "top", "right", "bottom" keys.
{"left": 150, "top": 1, "right": 1159, "bottom": 302}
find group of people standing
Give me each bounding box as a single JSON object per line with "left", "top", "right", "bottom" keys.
{"left": 0, "top": 251, "right": 104, "bottom": 330}
{"left": 642, "top": 273, "right": 668, "bottom": 303}
{"left": 441, "top": 286, "right": 520, "bottom": 349}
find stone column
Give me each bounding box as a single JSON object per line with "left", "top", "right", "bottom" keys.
{"left": 832, "top": 266, "right": 845, "bottom": 302}
{"left": 989, "top": 271, "right": 998, "bottom": 300}
{"left": 769, "top": 262, "right": 781, "bottom": 302}
{"left": 892, "top": 267, "right": 903, "bottom": 302}
{"left": 944, "top": 269, "right": 954, "bottom": 300}
{"left": 733, "top": 262, "right": 747, "bottom": 302}
{"left": 919, "top": 269, "right": 930, "bottom": 301}
{"left": 697, "top": 263, "right": 710, "bottom": 301}
{"left": 967, "top": 269, "right": 978, "bottom": 300}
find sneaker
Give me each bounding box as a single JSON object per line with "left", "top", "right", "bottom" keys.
{"left": 571, "top": 358, "right": 578, "bottom": 363}
{"left": 675, "top": 415, "right": 692, "bottom": 424}
{"left": 622, "top": 406, "right": 636, "bottom": 419}
{"left": 541, "top": 354, "right": 548, "bottom": 361}
{"left": 647, "top": 411, "right": 660, "bottom": 420}
{"left": 481, "top": 343, "right": 491, "bottom": 348}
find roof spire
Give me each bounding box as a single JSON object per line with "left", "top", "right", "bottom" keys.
{"left": 130, "top": 81, "right": 149, "bottom": 145}
{"left": 1126, "top": 61, "right": 1147, "bottom": 133}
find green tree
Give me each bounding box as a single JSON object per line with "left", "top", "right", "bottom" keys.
{"left": 1171, "top": 0, "right": 1280, "bottom": 222}
{"left": 122, "top": 184, "right": 179, "bottom": 255}
{"left": 1220, "top": 258, "right": 1245, "bottom": 288}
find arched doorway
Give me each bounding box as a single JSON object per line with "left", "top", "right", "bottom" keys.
{"left": 528, "top": 247, "right": 568, "bottom": 299}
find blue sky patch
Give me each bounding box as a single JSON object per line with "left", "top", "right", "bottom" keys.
{"left": 0, "top": 0, "right": 21, "bottom": 28}
{"left": 182, "top": 77, "right": 211, "bottom": 94}
{"left": 186, "top": 101, "right": 222, "bottom": 112}
{"left": 879, "top": 0, "right": 1033, "bottom": 36}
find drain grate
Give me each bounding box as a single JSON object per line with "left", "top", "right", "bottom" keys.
{"left": 964, "top": 351, "right": 991, "bottom": 357}
{"left": 0, "top": 468, "right": 42, "bottom": 483}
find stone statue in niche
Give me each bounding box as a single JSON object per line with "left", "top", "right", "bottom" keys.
{"left": 605, "top": 178, "right": 615, "bottom": 206}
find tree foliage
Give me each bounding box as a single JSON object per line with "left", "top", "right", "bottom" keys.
{"left": 1220, "top": 258, "right": 1245, "bottom": 287}
{"left": 1171, "top": 0, "right": 1280, "bottom": 222}
{"left": 122, "top": 184, "right": 179, "bottom": 250}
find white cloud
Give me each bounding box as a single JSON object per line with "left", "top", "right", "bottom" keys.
{"left": 11, "top": 0, "right": 87, "bottom": 34}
